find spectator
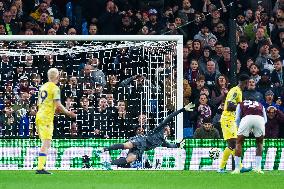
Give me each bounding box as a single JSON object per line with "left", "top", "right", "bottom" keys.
{"left": 13, "top": 91, "right": 30, "bottom": 138}
{"left": 76, "top": 96, "right": 94, "bottom": 138}
{"left": 89, "top": 24, "right": 98, "bottom": 35}
{"left": 190, "top": 74, "right": 206, "bottom": 102}
{"left": 214, "top": 22, "right": 228, "bottom": 46}
{"left": 57, "top": 17, "right": 69, "bottom": 34}
{"left": 213, "top": 42, "right": 224, "bottom": 63}
{"left": 265, "top": 106, "right": 284, "bottom": 138}
{"left": 269, "top": 45, "right": 281, "bottom": 62}
{"left": 271, "top": 58, "right": 284, "bottom": 87}
{"left": 13, "top": 75, "right": 35, "bottom": 101}
{"left": 116, "top": 99, "right": 133, "bottom": 138}
{"left": 193, "top": 117, "right": 220, "bottom": 139}
{"left": 165, "top": 69, "right": 176, "bottom": 112}
{"left": 119, "top": 13, "right": 138, "bottom": 35}
{"left": 245, "top": 9, "right": 254, "bottom": 24}
{"left": 89, "top": 58, "right": 106, "bottom": 87}
{"left": 30, "top": 2, "right": 52, "bottom": 25}
{"left": 261, "top": 90, "right": 279, "bottom": 110}
{"left": 237, "top": 38, "right": 251, "bottom": 73}
{"left": 47, "top": 27, "right": 56, "bottom": 34}
{"left": 27, "top": 104, "right": 37, "bottom": 138}
{"left": 189, "top": 39, "right": 202, "bottom": 60}
{"left": 67, "top": 122, "right": 79, "bottom": 138}
{"left": 212, "top": 102, "right": 224, "bottom": 138}
{"left": 137, "top": 25, "right": 149, "bottom": 35}
{"left": 194, "top": 24, "right": 217, "bottom": 47}
{"left": 104, "top": 75, "right": 120, "bottom": 100}
{"left": 78, "top": 64, "right": 95, "bottom": 85}
{"left": 146, "top": 8, "right": 163, "bottom": 35}
{"left": 211, "top": 74, "right": 229, "bottom": 107}
{"left": 249, "top": 63, "right": 261, "bottom": 84}
{"left": 0, "top": 55, "right": 13, "bottom": 85}
{"left": 93, "top": 97, "right": 112, "bottom": 138}
{"left": 243, "top": 78, "right": 264, "bottom": 102}
{"left": 198, "top": 46, "right": 217, "bottom": 74}
{"left": 43, "top": 0, "right": 62, "bottom": 21}
{"left": 51, "top": 18, "right": 60, "bottom": 33}
{"left": 255, "top": 41, "right": 274, "bottom": 72}
{"left": 186, "top": 59, "right": 200, "bottom": 88}
{"left": 67, "top": 27, "right": 77, "bottom": 35}
{"left": 188, "top": 12, "right": 204, "bottom": 39}
{"left": 1, "top": 105, "right": 17, "bottom": 138}
{"left": 177, "top": 0, "right": 195, "bottom": 24}
{"left": 204, "top": 60, "right": 220, "bottom": 90}
{"left": 191, "top": 93, "right": 212, "bottom": 129}
{"left": 2, "top": 10, "right": 20, "bottom": 35}
{"left": 23, "top": 55, "right": 39, "bottom": 77}
{"left": 61, "top": 76, "right": 80, "bottom": 102}
{"left": 256, "top": 69, "right": 273, "bottom": 96}
{"left": 98, "top": 1, "right": 120, "bottom": 35}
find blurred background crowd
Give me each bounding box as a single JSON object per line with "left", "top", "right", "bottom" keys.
{"left": 0, "top": 0, "right": 284, "bottom": 139}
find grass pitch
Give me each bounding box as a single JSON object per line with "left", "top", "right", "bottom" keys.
{"left": 0, "top": 170, "right": 283, "bottom": 189}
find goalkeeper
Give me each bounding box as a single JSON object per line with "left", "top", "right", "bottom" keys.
{"left": 96, "top": 103, "right": 195, "bottom": 169}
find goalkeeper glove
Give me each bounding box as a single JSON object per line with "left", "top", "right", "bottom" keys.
{"left": 184, "top": 103, "right": 195, "bottom": 112}
{"left": 177, "top": 139, "right": 185, "bottom": 149}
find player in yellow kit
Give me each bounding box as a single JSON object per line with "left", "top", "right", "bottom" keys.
{"left": 36, "top": 68, "right": 76, "bottom": 174}
{"left": 217, "top": 74, "right": 250, "bottom": 173}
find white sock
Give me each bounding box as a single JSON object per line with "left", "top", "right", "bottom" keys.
{"left": 234, "top": 156, "right": 241, "bottom": 170}
{"left": 255, "top": 156, "right": 262, "bottom": 170}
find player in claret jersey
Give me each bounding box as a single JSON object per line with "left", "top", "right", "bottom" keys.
{"left": 232, "top": 99, "right": 267, "bottom": 174}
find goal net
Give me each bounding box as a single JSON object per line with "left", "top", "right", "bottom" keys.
{"left": 0, "top": 35, "right": 184, "bottom": 141}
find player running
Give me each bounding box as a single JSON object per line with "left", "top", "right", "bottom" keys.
{"left": 95, "top": 103, "right": 195, "bottom": 170}
{"left": 218, "top": 74, "right": 251, "bottom": 173}
{"left": 35, "top": 68, "right": 76, "bottom": 174}
{"left": 232, "top": 99, "right": 267, "bottom": 174}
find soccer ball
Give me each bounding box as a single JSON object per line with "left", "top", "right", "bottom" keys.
{"left": 209, "top": 147, "right": 220, "bottom": 160}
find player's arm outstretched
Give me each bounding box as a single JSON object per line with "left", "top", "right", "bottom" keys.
{"left": 151, "top": 103, "right": 195, "bottom": 133}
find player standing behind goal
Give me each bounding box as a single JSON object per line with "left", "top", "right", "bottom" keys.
{"left": 95, "top": 103, "right": 195, "bottom": 170}
{"left": 35, "top": 68, "right": 76, "bottom": 174}
{"left": 232, "top": 99, "right": 267, "bottom": 174}
{"left": 218, "top": 74, "right": 251, "bottom": 173}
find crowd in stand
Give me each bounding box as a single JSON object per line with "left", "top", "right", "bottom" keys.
{"left": 1, "top": 0, "right": 284, "bottom": 139}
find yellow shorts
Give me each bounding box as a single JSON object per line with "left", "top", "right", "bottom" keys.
{"left": 220, "top": 117, "right": 237, "bottom": 140}
{"left": 36, "top": 118, "right": 54, "bottom": 140}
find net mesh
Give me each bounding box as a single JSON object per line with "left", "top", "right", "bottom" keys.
{"left": 0, "top": 40, "right": 178, "bottom": 139}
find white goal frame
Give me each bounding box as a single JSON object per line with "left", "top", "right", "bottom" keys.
{"left": 0, "top": 35, "right": 184, "bottom": 141}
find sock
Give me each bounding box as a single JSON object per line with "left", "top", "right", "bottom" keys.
{"left": 219, "top": 147, "right": 233, "bottom": 169}
{"left": 231, "top": 149, "right": 243, "bottom": 168}
{"left": 234, "top": 156, "right": 241, "bottom": 170}
{"left": 37, "top": 153, "right": 47, "bottom": 170}
{"left": 255, "top": 156, "right": 262, "bottom": 170}
{"left": 111, "top": 157, "right": 128, "bottom": 166}
{"left": 105, "top": 144, "right": 125, "bottom": 151}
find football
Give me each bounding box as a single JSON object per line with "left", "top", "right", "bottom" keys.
{"left": 209, "top": 147, "right": 220, "bottom": 160}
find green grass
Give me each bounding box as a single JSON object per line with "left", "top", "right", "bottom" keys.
{"left": 0, "top": 170, "right": 283, "bottom": 189}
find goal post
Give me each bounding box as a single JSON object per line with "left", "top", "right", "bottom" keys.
{"left": 0, "top": 35, "right": 184, "bottom": 141}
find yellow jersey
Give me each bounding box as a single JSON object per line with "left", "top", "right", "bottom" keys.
{"left": 36, "top": 82, "right": 61, "bottom": 124}
{"left": 221, "top": 86, "right": 242, "bottom": 118}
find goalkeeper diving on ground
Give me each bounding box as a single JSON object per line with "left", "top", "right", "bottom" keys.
{"left": 94, "top": 103, "right": 195, "bottom": 170}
